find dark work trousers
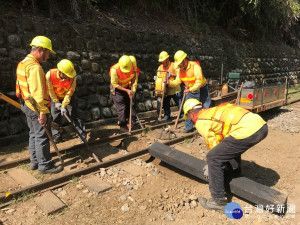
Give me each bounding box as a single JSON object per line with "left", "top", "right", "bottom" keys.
{"left": 157, "top": 92, "right": 183, "bottom": 120}
{"left": 206, "top": 124, "right": 268, "bottom": 199}
{"left": 185, "top": 84, "right": 211, "bottom": 131}
{"left": 112, "top": 88, "right": 136, "bottom": 127}
{"left": 21, "top": 103, "right": 52, "bottom": 171}
{"left": 50, "top": 99, "right": 86, "bottom": 139}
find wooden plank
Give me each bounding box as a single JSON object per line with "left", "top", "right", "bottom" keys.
{"left": 7, "top": 168, "right": 39, "bottom": 187}
{"left": 82, "top": 176, "right": 112, "bottom": 194}
{"left": 148, "top": 142, "right": 287, "bottom": 208}
{"left": 34, "top": 190, "right": 66, "bottom": 215}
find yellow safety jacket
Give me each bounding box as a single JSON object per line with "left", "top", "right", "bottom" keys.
{"left": 156, "top": 62, "right": 181, "bottom": 96}
{"left": 46, "top": 69, "right": 76, "bottom": 108}
{"left": 16, "top": 54, "right": 49, "bottom": 114}
{"left": 193, "top": 103, "right": 266, "bottom": 149}
{"left": 168, "top": 61, "right": 207, "bottom": 92}
{"left": 109, "top": 63, "right": 139, "bottom": 93}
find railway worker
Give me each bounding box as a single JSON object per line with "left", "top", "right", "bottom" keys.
{"left": 46, "top": 59, "right": 86, "bottom": 143}
{"left": 182, "top": 98, "right": 268, "bottom": 212}
{"left": 155, "top": 51, "right": 182, "bottom": 122}
{"left": 166, "top": 50, "right": 211, "bottom": 133}
{"left": 16, "top": 36, "right": 62, "bottom": 174}
{"left": 110, "top": 55, "right": 139, "bottom": 131}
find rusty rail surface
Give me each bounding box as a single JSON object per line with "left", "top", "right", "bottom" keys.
{"left": 0, "top": 119, "right": 183, "bottom": 170}
{"left": 0, "top": 132, "right": 197, "bottom": 203}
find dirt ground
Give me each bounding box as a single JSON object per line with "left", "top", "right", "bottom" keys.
{"left": 1, "top": 102, "right": 300, "bottom": 225}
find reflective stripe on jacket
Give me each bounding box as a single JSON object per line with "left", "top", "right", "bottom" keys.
{"left": 157, "top": 62, "right": 181, "bottom": 95}
{"left": 16, "top": 54, "right": 50, "bottom": 114}
{"left": 179, "top": 61, "right": 206, "bottom": 88}
{"left": 109, "top": 63, "right": 135, "bottom": 88}
{"left": 16, "top": 56, "right": 40, "bottom": 100}
{"left": 193, "top": 103, "right": 266, "bottom": 149}
{"left": 50, "top": 69, "right": 74, "bottom": 100}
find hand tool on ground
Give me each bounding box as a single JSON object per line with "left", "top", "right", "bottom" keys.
{"left": 0, "top": 92, "right": 62, "bottom": 133}
{"left": 129, "top": 88, "right": 133, "bottom": 133}
{"left": 63, "top": 112, "right": 101, "bottom": 163}
{"left": 173, "top": 82, "right": 189, "bottom": 130}
{"left": 129, "top": 66, "right": 144, "bottom": 132}
{"left": 28, "top": 96, "right": 64, "bottom": 166}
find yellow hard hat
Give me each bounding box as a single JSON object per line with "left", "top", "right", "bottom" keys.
{"left": 57, "top": 59, "right": 76, "bottom": 78}
{"left": 158, "top": 51, "right": 169, "bottom": 62}
{"left": 30, "top": 36, "right": 56, "bottom": 54}
{"left": 129, "top": 55, "right": 137, "bottom": 69}
{"left": 183, "top": 98, "right": 202, "bottom": 119}
{"left": 174, "top": 50, "right": 187, "bottom": 68}
{"left": 119, "top": 55, "right": 132, "bottom": 73}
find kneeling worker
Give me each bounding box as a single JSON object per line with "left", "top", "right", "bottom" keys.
{"left": 46, "top": 59, "right": 86, "bottom": 143}
{"left": 182, "top": 99, "right": 268, "bottom": 212}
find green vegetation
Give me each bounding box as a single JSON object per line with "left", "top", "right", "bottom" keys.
{"left": 142, "top": 127, "right": 152, "bottom": 134}
{"left": 18, "top": 163, "right": 30, "bottom": 170}
{"left": 15, "top": 0, "right": 300, "bottom": 45}
{"left": 71, "top": 176, "right": 79, "bottom": 185}
{"left": 184, "top": 138, "right": 193, "bottom": 144}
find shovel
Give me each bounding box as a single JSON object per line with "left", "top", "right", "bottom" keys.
{"left": 173, "top": 82, "right": 189, "bottom": 130}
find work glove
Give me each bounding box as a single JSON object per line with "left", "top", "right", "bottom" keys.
{"left": 60, "top": 107, "right": 67, "bottom": 116}
{"left": 203, "top": 164, "right": 209, "bottom": 180}
{"left": 55, "top": 102, "right": 62, "bottom": 110}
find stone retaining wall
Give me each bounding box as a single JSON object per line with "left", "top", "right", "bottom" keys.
{"left": 0, "top": 14, "right": 300, "bottom": 137}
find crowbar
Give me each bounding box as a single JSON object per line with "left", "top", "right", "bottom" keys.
{"left": 63, "top": 113, "right": 101, "bottom": 163}
{"left": 28, "top": 97, "right": 64, "bottom": 166}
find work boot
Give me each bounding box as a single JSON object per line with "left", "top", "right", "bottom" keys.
{"left": 39, "top": 165, "right": 63, "bottom": 174}
{"left": 30, "top": 164, "right": 38, "bottom": 170}
{"left": 198, "top": 197, "right": 227, "bottom": 213}
{"left": 161, "top": 116, "right": 168, "bottom": 121}
{"left": 120, "top": 126, "right": 129, "bottom": 132}
{"left": 178, "top": 128, "right": 194, "bottom": 133}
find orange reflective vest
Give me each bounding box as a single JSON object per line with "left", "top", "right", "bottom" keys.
{"left": 50, "top": 69, "right": 74, "bottom": 100}
{"left": 179, "top": 61, "right": 206, "bottom": 88}
{"left": 196, "top": 103, "right": 249, "bottom": 141}
{"left": 109, "top": 63, "right": 137, "bottom": 88}
{"left": 16, "top": 57, "right": 49, "bottom": 106}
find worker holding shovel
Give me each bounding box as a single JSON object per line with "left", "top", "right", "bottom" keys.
{"left": 166, "top": 50, "right": 211, "bottom": 133}
{"left": 46, "top": 59, "right": 86, "bottom": 143}
{"left": 109, "top": 55, "right": 139, "bottom": 132}
{"left": 155, "top": 51, "right": 182, "bottom": 123}
{"left": 16, "top": 36, "right": 62, "bottom": 174}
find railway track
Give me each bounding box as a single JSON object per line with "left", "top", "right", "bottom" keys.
{"left": 1, "top": 94, "right": 299, "bottom": 206}
{"left": 0, "top": 118, "right": 197, "bottom": 204}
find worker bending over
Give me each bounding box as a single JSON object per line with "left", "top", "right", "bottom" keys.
{"left": 16, "top": 36, "right": 62, "bottom": 174}
{"left": 46, "top": 59, "right": 86, "bottom": 143}
{"left": 183, "top": 99, "right": 268, "bottom": 212}
{"left": 166, "top": 50, "right": 211, "bottom": 133}
{"left": 110, "top": 55, "right": 139, "bottom": 131}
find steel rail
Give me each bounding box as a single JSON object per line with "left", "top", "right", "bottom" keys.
{"left": 0, "top": 132, "right": 197, "bottom": 203}
{"left": 0, "top": 119, "right": 183, "bottom": 170}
